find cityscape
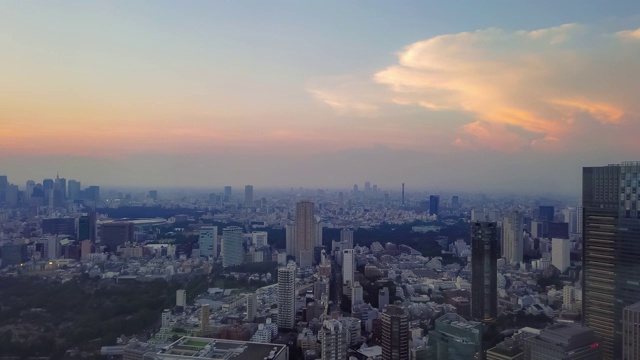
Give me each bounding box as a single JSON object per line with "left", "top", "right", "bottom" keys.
{"left": 2, "top": 1, "right": 640, "bottom": 360}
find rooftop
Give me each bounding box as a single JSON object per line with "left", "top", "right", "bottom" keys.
{"left": 147, "top": 337, "right": 287, "bottom": 360}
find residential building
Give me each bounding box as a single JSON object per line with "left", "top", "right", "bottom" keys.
{"left": 320, "top": 319, "right": 349, "bottom": 360}
{"left": 502, "top": 211, "right": 524, "bottom": 264}
{"left": 295, "top": 201, "right": 315, "bottom": 267}
{"left": 277, "top": 264, "right": 296, "bottom": 330}
{"left": 381, "top": 305, "right": 409, "bottom": 360}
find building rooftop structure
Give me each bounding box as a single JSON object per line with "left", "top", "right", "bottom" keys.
{"left": 144, "top": 337, "right": 288, "bottom": 360}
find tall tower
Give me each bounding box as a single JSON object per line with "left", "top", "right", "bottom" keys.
{"left": 429, "top": 195, "right": 440, "bottom": 216}
{"left": 285, "top": 223, "right": 296, "bottom": 257}
{"left": 277, "top": 264, "right": 296, "bottom": 330}
{"left": 401, "top": 183, "right": 405, "bottom": 206}
{"left": 583, "top": 162, "right": 640, "bottom": 360}
{"left": 342, "top": 249, "right": 354, "bottom": 286}
{"left": 198, "top": 226, "right": 218, "bottom": 258}
{"left": 222, "top": 226, "right": 244, "bottom": 267}
{"left": 244, "top": 185, "right": 253, "bottom": 206}
{"left": 551, "top": 238, "right": 570, "bottom": 272}
{"left": 381, "top": 305, "right": 409, "bottom": 360}
{"left": 295, "top": 201, "right": 315, "bottom": 267}
{"left": 471, "top": 221, "right": 498, "bottom": 322}
{"left": 224, "top": 186, "right": 232, "bottom": 202}
{"left": 200, "top": 304, "right": 210, "bottom": 333}
{"left": 502, "top": 211, "right": 524, "bottom": 264}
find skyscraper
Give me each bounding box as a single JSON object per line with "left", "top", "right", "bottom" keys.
{"left": 176, "top": 289, "right": 187, "bottom": 308}
{"left": 67, "top": 179, "right": 81, "bottom": 201}
{"left": 246, "top": 293, "right": 257, "bottom": 322}
{"left": 222, "top": 226, "right": 243, "bottom": 267}
{"left": 320, "top": 319, "right": 349, "bottom": 360}
{"left": 277, "top": 263, "right": 296, "bottom": 330}
{"left": 199, "top": 226, "right": 218, "bottom": 258}
{"left": 244, "top": 185, "right": 253, "bottom": 206}
{"left": 251, "top": 231, "right": 268, "bottom": 248}
{"left": 429, "top": 195, "right": 440, "bottom": 216}
{"left": 381, "top": 305, "right": 409, "bottom": 360}
{"left": 583, "top": 162, "right": 640, "bottom": 360}
{"left": 342, "top": 249, "right": 354, "bottom": 286}
{"left": 285, "top": 223, "right": 296, "bottom": 257}
{"left": 0, "top": 175, "right": 7, "bottom": 203}
{"left": 340, "top": 228, "right": 354, "bottom": 248}
{"left": 401, "top": 183, "right": 405, "bottom": 206}
{"left": 295, "top": 201, "right": 315, "bottom": 267}
{"left": 538, "top": 205, "right": 555, "bottom": 222}
{"left": 224, "top": 186, "right": 232, "bottom": 202}
{"left": 471, "top": 221, "right": 498, "bottom": 322}
{"left": 551, "top": 237, "right": 570, "bottom": 273}
{"left": 502, "top": 211, "right": 524, "bottom": 264}
{"left": 623, "top": 301, "right": 640, "bottom": 360}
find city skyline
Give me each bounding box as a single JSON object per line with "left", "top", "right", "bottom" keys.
{"left": 1, "top": 2, "right": 640, "bottom": 193}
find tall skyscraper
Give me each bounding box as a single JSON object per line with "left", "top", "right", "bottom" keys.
{"left": 25, "top": 180, "right": 35, "bottom": 201}
{"left": 222, "top": 226, "right": 243, "bottom": 267}
{"left": 85, "top": 185, "right": 100, "bottom": 205}
{"left": 57, "top": 177, "right": 67, "bottom": 200}
{"left": 538, "top": 205, "right": 555, "bottom": 222}
{"left": 224, "top": 186, "right": 232, "bottom": 202}
{"left": 342, "top": 249, "right": 354, "bottom": 286}
{"left": 0, "top": 175, "right": 7, "bottom": 203}
{"left": 340, "top": 229, "right": 354, "bottom": 248}
{"left": 199, "top": 226, "right": 218, "bottom": 258}
{"left": 277, "top": 263, "right": 296, "bottom": 330}
{"left": 583, "top": 162, "right": 640, "bottom": 360}
{"left": 502, "top": 211, "right": 524, "bottom": 264}
{"left": 429, "top": 195, "right": 440, "bottom": 216}
{"left": 381, "top": 305, "right": 409, "bottom": 360}
{"left": 401, "top": 183, "right": 405, "bottom": 206}
{"left": 244, "top": 185, "right": 253, "bottom": 206}
{"left": 320, "top": 319, "right": 350, "bottom": 360}
{"left": 285, "top": 223, "right": 296, "bottom": 257}
{"left": 295, "top": 201, "right": 315, "bottom": 267}
{"left": 551, "top": 237, "right": 570, "bottom": 273}
{"left": 623, "top": 301, "right": 640, "bottom": 360}
{"left": 67, "top": 179, "right": 81, "bottom": 201}
{"left": 471, "top": 221, "right": 498, "bottom": 322}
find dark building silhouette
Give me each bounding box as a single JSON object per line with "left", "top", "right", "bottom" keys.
{"left": 0, "top": 175, "right": 7, "bottom": 203}
{"left": 524, "top": 323, "right": 600, "bottom": 359}
{"left": 582, "top": 162, "right": 640, "bottom": 360}
{"left": 381, "top": 305, "right": 409, "bottom": 360}
{"left": 429, "top": 195, "right": 440, "bottom": 216}
{"left": 538, "top": 205, "right": 555, "bottom": 222}
{"left": 452, "top": 195, "right": 460, "bottom": 208}
{"left": 78, "top": 214, "right": 97, "bottom": 242}
{"left": 99, "top": 222, "right": 134, "bottom": 251}
{"left": 471, "top": 221, "right": 498, "bottom": 322}
{"left": 42, "top": 218, "right": 76, "bottom": 237}
{"left": 84, "top": 185, "right": 100, "bottom": 204}
{"left": 1, "top": 243, "right": 28, "bottom": 267}
{"left": 546, "top": 221, "right": 569, "bottom": 239}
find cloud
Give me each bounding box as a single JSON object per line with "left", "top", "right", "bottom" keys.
{"left": 314, "top": 23, "right": 640, "bottom": 151}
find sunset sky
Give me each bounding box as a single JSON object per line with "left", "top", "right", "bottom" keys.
{"left": 1, "top": 1, "right": 639, "bottom": 194}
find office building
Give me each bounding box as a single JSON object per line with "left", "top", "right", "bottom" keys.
{"left": 143, "top": 337, "right": 288, "bottom": 360}
{"left": 486, "top": 330, "right": 537, "bottom": 360}
{"left": 148, "top": 190, "right": 158, "bottom": 200}
{"left": 246, "top": 293, "right": 257, "bottom": 322}
{"left": 427, "top": 313, "right": 483, "bottom": 360}
{"left": 295, "top": 201, "right": 315, "bottom": 267}
{"left": 85, "top": 185, "right": 100, "bottom": 204}
{"left": 224, "top": 186, "right": 232, "bottom": 202}
{"left": 244, "top": 185, "right": 253, "bottom": 206}
{"left": 320, "top": 319, "right": 349, "bottom": 360}
{"left": 80, "top": 240, "right": 92, "bottom": 261}
{"left": 222, "top": 226, "right": 244, "bottom": 267}
{"left": 538, "top": 205, "right": 555, "bottom": 222}
{"left": 582, "top": 162, "right": 640, "bottom": 360}
{"left": 340, "top": 228, "right": 354, "bottom": 248}
{"left": 524, "top": 323, "right": 600, "bottom": 359}
{"left": 199, "top": 304, "right": 210, "bottom": 333}
{"left": 623, "top": 301, "right": 640, "bottom": 360}
{"left": 471, "top": 221, "right": 498, "bottom": 322}
{"left": 552, "top": 238, "right": 570, "bottom": 273}
{"left": 381, "top": 305, "right": 409, "bottom": 360}
{"left": 342, "top": 249, "right": 354, "bottom": 285}
{"left": 252, "top": 231, "right": 268, "bottom": 248}
{"left": 452, "top": 195, "right": 460, "bottom": 208}
{"left": 285, "top": 224, "right": 296, "bottom": 257}
{"left": 77, "top": 215, "right": 96, "bottom": 242}
{"left": 25, "top": 180, "right": 35, "bottom": 201}
{"left": 99, "top": 222, "right": 134, "bottom": 250}
{"left": 352, "top": 281, "right": 363, "bottom": 304}
{"left": 502, "top": 211, "right": 524, "bottom": 264}
{"left": 42, "top": 217, "right": 75, "bottom": 237}
{"left": 277, "top": 264, "right": 296, "bottom": 330}
{"left": 379, "top": 288, "right": 390, "bottom": 310}
{"left": 316, "top": 220, "right": 323, "bottom": 247}
{"left": 0, "top": 175, "right": 7, "bottom": 203}
{"left": 429, "top": 195, "right": 440, "bottom": 216}
{"left": 67, "top": 179, "right": 81, "bottom": 201}
{"left": 176, "top": 289, "right": 187, "bottom": 308}
{"left": 198, "top": 226, "right": 217, "bottom": 258}
{"left": 5, "top": 184, "right": 18, "bottom": 206}
{"left": 1, "top": 243, "right": 28, "bottom": 267}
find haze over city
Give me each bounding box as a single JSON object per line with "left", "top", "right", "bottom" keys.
{"left": 2, "top": 1, "right": 640, "bottom": 193}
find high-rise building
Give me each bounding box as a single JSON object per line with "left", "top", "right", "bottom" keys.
{"left": 57, "top": 177, "right": 67, "bottom": 200}
{"left": 429, "top": 195, "right": 440, "bottom": 216}
{"left": 582, "top": 162, "right": 640, "bottom": 360}
{"left": 85, "top": 185, "right": 100, "bottom": 204}
{"left": 246, "top": 293, "right": 257, "bottom": 322}
{"left": 285, "top": 223, "right": 296, "bottom": 257}
{"left": 80, "top": 240, "right": 92, "bottom": 261}
{"left": 224, "top": 186, "right": 232, "bottom": 202}
{"left": 379, "top": 287, "right": 390, "bottom": 310}
{"left": 99, "top": 221, "right": 134, "bottom": 250}
{"left": 78, "top": 214, "right": 96, "bottom": 242}
{"left": 340, "top": 229, "right": 354, "bottom": 248}
{"left": 42, "top": 218, "right": 76, "bottom": 237}
{"left": 471, "top": 221, "right": 498, "bottom": 322}
{"left": 427, "top": 313, "right": 483, "bottom": 360}
{"left": 222, "top": 226, "right": 244, "bottom": 267}
{"left": 320, "top": 319, "right": 350, "bottom": 360}
{"left": 1, "top": 243, "right": 28, "bottom": 267}
{"left": 452, "top": 195, "right": 460, "bottom": 208}
{"left": 25, "top": 180, "right": 35, "bottom": 201}
{"left": 199, "top": 226, "right": 218, "bottom": 258}
{"left": 538, "top": 205, "right": 555, "bottom": 222}
{"left": 5, "top": 184, "right": 18, "bottom": 206}
{"left": 316, "top": 220, "right": 323, "bottom": 247}
{"left": 552, "top": 238, "right": 570, "bottom": 273}
{"left": 277, "top": 264, "right": 296, "bottom": 330}
{"left": 67, "top": 179, "right": 81, "bottom": 201}
{"left": 524, "top": 323, "right": 600, "bottom": 359}
{"left": 0, "top": 175, "right": 7, "bottom": 203}
{"left": 176, "top": 289, "right": 187, "bottom": 308}
{"left": 252, "top": 231, "right": 268, "bottom": 248}
{"left": 502, "top": 211, "right": 524, "bottom": 264}
{"left": 295, "top": 201, "right": 315, "bottom": 267}
{"left": 381, "top": 305, "right": 409, "bottom": 360}
{"left": 148, "top": 190, "right": 158, "bottom": 200}
{"left": 401, "top": 183, "right": 405, "bottom": 206}
{"left": 623, "top": 301, "right": 640, "bottom": 360}
{"left": 200, "top": 304, "right": 210, "bottom": 332}
{"left": 342, "top": 249, "right": 354, "bottom": 286}
{"left": 244, "top": 185, "right": 253, "bottom": 206}
{"left": 352, "top": 281, "right": 363, "bottom": 305}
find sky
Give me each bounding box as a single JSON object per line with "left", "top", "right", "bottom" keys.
{"left": 1, "top": 1, "right": 639, "bottom": 194}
